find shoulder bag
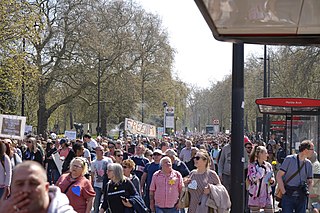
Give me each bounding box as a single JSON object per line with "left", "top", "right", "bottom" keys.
{"left": 275, "top": 155, "right": 305, "bottom": 201}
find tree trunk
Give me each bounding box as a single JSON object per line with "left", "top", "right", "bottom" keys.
{"left": 101, "top": 88, "right": 107, "bottom": 136}
{"left": 37, "top": 86, "right": 49, "bottom": 138}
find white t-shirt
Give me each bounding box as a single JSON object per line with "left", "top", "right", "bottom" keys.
{"left": 87, "top": 139, "right": 98, "bottom": 151}
{"left": 91, "top": 157, "right": 113, "bottom": 188}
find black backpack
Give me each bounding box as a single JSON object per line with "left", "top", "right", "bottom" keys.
{"left": 276, "top": 148, "right": 286, "bottom": 164}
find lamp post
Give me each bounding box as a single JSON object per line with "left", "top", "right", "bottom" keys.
{"left": 162, "top": 101, "right": 167, "bottom": 134}
{"left": 21, "top": 38, "right": 25, "bottom": 116}
{"left": 259, "top": 45, "right": 271, "bottom": 143}
{"left": 97, "top": 55, "right": 101, "bottom": 136}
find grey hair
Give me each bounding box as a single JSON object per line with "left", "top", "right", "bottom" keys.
{"left": 108, "top": 163, "right": 124, "bottom": 182}
{"left": 160, "top": 156, "right": 172, "bottom": 167}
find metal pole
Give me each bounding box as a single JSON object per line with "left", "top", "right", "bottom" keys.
{"left": 97, "top": 55, "right": 101, "bottom": 136}
{"left": 231, "top": 43, "right": 244, "bottom": 213}
{"left": 163, "top": 107, "right": 166, "bottom": 134}
{"left": 263, "top": 45, "right": 267, "bottom": 143}
{"left": 163, "top": 101, "right": 167, "bottom": 135}
{"left": 21, "top": 38, "right": 25, "bottom": 116}
{"left": 267, "top": 52, "right": 271, "bottom": 141}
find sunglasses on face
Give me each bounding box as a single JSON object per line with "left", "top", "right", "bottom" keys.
{"left": 108, "top": 146, "right": 115, "bottom": 149}
{"left": 246, "top": 147, "right": 253, "bottom": 149}
{"left": 116, "top": 154, "right": 123, "bottom": 157}
{"left": 194, "top": 156, "right": 206, "bottom": 161}
{"left": 26, "top": 141, "right": 32, "bottom": 144}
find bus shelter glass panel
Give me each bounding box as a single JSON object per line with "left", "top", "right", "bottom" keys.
{"left": 286, "top": 116, "right": 319, "bottom": 155}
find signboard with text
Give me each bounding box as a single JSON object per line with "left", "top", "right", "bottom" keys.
{"left": 165, "top": 107, "right": 175, "bottom": 128}
{"left": 64, "top": 130, "right": 77, "bottom": 140}
{"left": 124, "top": 118, "right": 156, "bottom": 138}
{"left": 0, "top": 114, "right": 26, "bottom": 139}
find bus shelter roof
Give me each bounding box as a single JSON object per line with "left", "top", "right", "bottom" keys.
{"left": 255, "top": 97, "right": 320, "bottom": 115}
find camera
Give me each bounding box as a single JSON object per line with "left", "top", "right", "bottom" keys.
{"left": 299, "top": 182, "right": 309, "bottom": 196}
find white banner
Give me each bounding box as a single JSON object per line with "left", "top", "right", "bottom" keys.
{"left": 124, "top": 118, "right": 156, "bottom": 138}
{"left": 0, "top": 114, "right": 26, "bottom": 140}
{"left": 52, "top": 152, "right": 63, "bottom": 175}
{"left": 64, "top": 130, "right": 77, "bottom": 140}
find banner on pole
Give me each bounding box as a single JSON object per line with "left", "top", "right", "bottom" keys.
{"left": 124, "top": 118, "right": 156, "bottom": 138}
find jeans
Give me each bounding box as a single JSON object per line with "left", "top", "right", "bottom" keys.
{"left": 0, "top": 188, "right": 5, "bottom": 198}
{"left": 282, "top": 193, "right": 307, "bottom": 213}
{"left": 155, "top": 206, "right": 180, "bottom": 213}
{"left": 93, "top": 187, "right": 103, "bottom": 213}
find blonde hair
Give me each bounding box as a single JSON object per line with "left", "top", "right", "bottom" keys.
{"left": 70, "top": 157, "right": 88, "bottom": 176}
{"left": 249, "top": 146, "right": 267, "bottom": 163}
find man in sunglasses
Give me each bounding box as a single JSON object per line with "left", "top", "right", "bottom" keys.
{"left": 140, "top": 149, "right": 163, "bottom": 210}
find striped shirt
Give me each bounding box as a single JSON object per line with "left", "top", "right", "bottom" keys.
{"left": 150, "top": 169, "right": 183, "bottom": 208}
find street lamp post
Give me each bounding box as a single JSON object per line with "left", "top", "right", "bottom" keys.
{"left": 21, "top": 38, "right": 25, "bottom": 116}
{"left": 163, "top": 101, "right": 167, "bottom": 134}
{"left": 97, "top": 55, "right": 101, "bottom": 136}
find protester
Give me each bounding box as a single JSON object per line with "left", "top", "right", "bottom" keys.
{"left": 100, "top": 163, "right": 137, "bottom": 213}
{"left": 218, "top": 139, "right": 231, "bottom": 192}
{"left": 0, "top": 140, "right": 12, "bottom": 198}
{"left": 185, "top": 149, "right": 221, "bottom": 213}
{"left": 140, "top": 149, "right": 163, "bottom": 209}
{"left": 210, "top": 141, "right": 220, "bottom": 172}
{"left": 308, "top": 151, "right": 320, "bottom": 213}
{"left": 149, "top": 156, "right": 183, "bottom": 213}
{"left": 122, "top": 159, "right": 141, "bottom": 194}
{"left": 91, "top": 146, "right": 113, "bottom": 213}
{"left": 145, "top": 149, "right": 153, "bottom": 162}
{"left": 179, "top": 140, "right": 192, "bottom": 163}
{"left": 22, "top": 137, "right": 44, "bottom": 166}
{"left": 56, "top": 157, "right": 95, "bottom": 213}
{"left": 165, "top": 149, "right": 190, "bottom": 177}
{"left": 45, "top": 141, "right": 60, "bottom": 184}
{"left": 131, "top": 144, "right": 150, "bottom": 180}
{"left": 247, "top": 146, "right": 275, "bottom": 213}
{"left": 276, "top": 140, "right": 314, "bottom": 213}
{"left": 0, "top": 160, "right": 75, "bottom": 212}
{"left": 186, "top": 147, "right": 199, "bottom": 171}
{"left": 114, "top": 149, "right": 124, "bottom": 164}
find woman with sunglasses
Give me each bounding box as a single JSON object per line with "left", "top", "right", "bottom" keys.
{"left": 185, "top": 149, "right": 221, "bottom": 213}
{"left": 56, "top": 157, "right": 95, "bottom": 213}
{"left": 122, "top": 159, "right": 141, "bottom": 194}
{"left": 22, "top": 137, "right": 44, "bottom": 166}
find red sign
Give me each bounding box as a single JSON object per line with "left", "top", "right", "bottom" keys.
{"left": 256, "top": 98, "right": 320, "bottom": 107}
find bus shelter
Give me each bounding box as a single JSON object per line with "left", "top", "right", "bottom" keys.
{"left": 256, "top": 97, "right": 320, "bottom": 158}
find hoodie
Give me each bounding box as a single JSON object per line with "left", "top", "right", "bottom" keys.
{"left": 47, "top": 186, "right": 76, "bottom": 213}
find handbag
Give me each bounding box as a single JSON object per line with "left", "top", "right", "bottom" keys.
{"left": 275, "top": 156, "right": 305, "bottom": 201}
{"left": 178, "top": 186, "right": 190, "bottom": 208}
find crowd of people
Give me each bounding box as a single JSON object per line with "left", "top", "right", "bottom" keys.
{"left": 0, "top": 132, "right": 319, "bottom": 213}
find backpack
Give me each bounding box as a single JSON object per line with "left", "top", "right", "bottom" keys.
{"left": 276, "top": 148, "right": 286, "bottom": 164}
